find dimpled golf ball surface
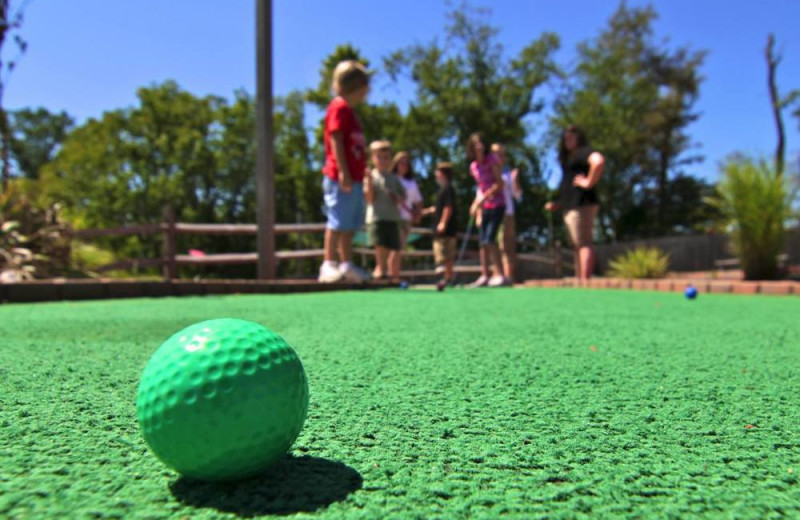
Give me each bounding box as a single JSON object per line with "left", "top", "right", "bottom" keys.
{"left": 136, "top": 319, "right": 309, "bottom": 481}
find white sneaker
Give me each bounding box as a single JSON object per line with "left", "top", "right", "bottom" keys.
{"left": 340, "top": 263, "right": 370, "bottom": 283}
{"left": 488, "top": 275, "right": 507, "bottom": 287}
{"left": 468, "top": 275, "right": 489, "bottom": 288}
{"left": 318, "top": 262, "right": 343, "bottom": 283}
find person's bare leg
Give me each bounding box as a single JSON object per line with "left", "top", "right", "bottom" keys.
{"left": 445, "top": 260, "right": 454, "bottom": 281}
{"left": 374, "top": 246, "right": 388, "bottom": 278}
{"left": 338, "top": 231, "right": 354, "bottom": 264}
{"left": 480, "top": 246, "right": 491, "bottom": 278}
{"left": 387, "top": 248, "right": 401, "bottom": 280}
{"left": 502, "top": 216, "right": 516, "bottom": 281}
{"left": 390, "top": 248, "right": 403, "bottom": 278}
{"left": 390, "top": 227, "right": 407, "bottom": 277}
{"left": 488, "top": 244, "right": 504, "bottom": 278}
{"left": 574, "top": 247, "right": 582, "bottom": 285}
{"left": 579, "top": 246, "right": 595, "bottom": 280}
{"left": 324, "top": 229, "right": 340, "bottom": 262}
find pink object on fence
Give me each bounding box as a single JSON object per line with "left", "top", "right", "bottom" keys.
{"left": 188, "top": 249, "right": 206, "bottom": 258}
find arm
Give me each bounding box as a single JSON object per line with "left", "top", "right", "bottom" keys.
{"left": 477, "top": 162, "right": 505, "bottom": 205}
{"left": 363, "top": 171, "right": 375, "bottom": 204}
{"left": 390, "top": 178, "right": 406, "bottom": 205}
{"left": 436, "top": 205, "right": 453, "bottom": 235}
{"left": 469, "top": 190, "right": 482, "bottom": 216}
{"left": 585, "top": 152, "right": 605, "bottom": 187}
{"left": 411, "top": 201, "right": 424, "bottom": 224}
{"left": 330, "top": 131, "right": 352, "bottom": 192}
{"left": 421, "top": 206, "right": 436, "bottom": 217}
{"left": 573, "top": 152, "right": 605, "bottom": 189}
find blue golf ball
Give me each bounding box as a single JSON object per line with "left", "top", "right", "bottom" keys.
{"left": 685, "top": 286, "right": 698, "bottom": 300}
{"left": 399, "top": 281, "right": 409, "bottom": 290}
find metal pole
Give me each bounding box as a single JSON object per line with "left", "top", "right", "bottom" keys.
{"left": 256, "top": 0, "right": 276, "bottom": 279}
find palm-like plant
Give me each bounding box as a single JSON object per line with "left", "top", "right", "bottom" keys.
{"left": 708, "top": 158, "right": 795, "bottom": 280}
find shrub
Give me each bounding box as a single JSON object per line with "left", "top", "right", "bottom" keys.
{"left": 707, "top": 157, "right": 795, "bottom": 280}
{"left": 71, "top": 242, "right": 115, "bottom": 274}
{"left": 608, "top": 246, "right": 670, "bottom": 279}
{"left": 0, "top": 183, "right": 72, "bottom": 280}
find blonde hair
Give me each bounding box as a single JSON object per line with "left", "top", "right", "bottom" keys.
{"left": 369, "top": 140, "right": 392, "bottom": 153}
{"left": 332, "top": 60, "right": 370, "bottom": 95}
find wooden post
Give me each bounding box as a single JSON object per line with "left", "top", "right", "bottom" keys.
{"left": 255, "top": 0, "right": 276, "bottom": 279}
{"left": 162, "top": 205, "right": 177, "bottom": 281}
{"left": 553, "top": 240, "right": 562, "bottom": 279}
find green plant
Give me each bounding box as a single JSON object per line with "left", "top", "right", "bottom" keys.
{"left": 70, "top": 242, "right": 115, "bottom": 274}
{"left": 0, "top": 221, "right": 35, "bottom": 281}
{"left": 608, "top": 246, "right": 670, "bottom": 279}
{"left": 707, "top": 157, "right": 795, "bottom": 280}
{"left": 0, "top": 183, "right": 72, "bottom": 280}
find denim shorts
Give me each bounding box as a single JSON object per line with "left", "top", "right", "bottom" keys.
{"left": 479, "top": 206, "right": 506, "bottom": 246}
{"left": 323, "top": 176, "right": 365, "bottom": 232}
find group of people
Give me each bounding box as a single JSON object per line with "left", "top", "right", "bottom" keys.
{"left": 317, "top": 60, "right": 605, "bottom": 286}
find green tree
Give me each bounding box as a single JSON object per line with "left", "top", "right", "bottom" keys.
{"left": 552, "top": 2, "right": 706, "bottom": 240}
{"left": 41, "top": 82, "right": 236, "bottom": 262}
{"left": 9, "top": 108, "right": 74, "bottom": 179}
{"left": 40, "top": 82, "right": 323, "bottom": 277}
{"left": 384, "top": 3, "right": 560, "bottom": 235}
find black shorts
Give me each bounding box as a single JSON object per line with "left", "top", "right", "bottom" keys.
{"left": 368, "top": 221, "right": 401, "bottom": 251}
{"left": 479, "top": 206, "right": 505, "bottom": 246}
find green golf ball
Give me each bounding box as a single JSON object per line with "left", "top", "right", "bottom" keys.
{"left": 136, "top": 319, "right": 309, "bottom": 481}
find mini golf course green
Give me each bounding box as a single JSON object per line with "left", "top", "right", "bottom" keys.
{"left": 1, "top": 288, "right": 799, "bottom": 519}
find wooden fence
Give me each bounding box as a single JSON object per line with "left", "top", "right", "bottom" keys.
{"left": 74, "top": 216, "right": 800, "bottom": 282}
{"left": 68, "top": 208, "right": 572, "bottom": 281}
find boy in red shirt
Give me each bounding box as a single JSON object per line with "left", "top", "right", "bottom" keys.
{"left": 319, "top": 60, "right": 371, "bottom": 283}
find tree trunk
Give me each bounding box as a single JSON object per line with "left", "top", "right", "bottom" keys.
{"left": 766, "top": 34, "right": 785, "bottom": 177}
{"left": 657, "top": 133, "right": 671, "bottom": 235}
{"left": 0, "top": 1, "right": 9, "bottom": 192}
{"left": 0, "top": 107, "right": 9, "bottom": 192}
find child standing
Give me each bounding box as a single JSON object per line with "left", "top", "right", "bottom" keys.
{"left": 365, "top": 141, "right": 406, "bottom": 281}
{"left": 423, "top": 163, "right": 458, "bottom": 284}
{"left": 319, "top": 60, "right": 371, "bottom": 283}
{"left": 467, "top": 133, "right": 506, "bottom": 288}
{"left": 470, "top": 144, "right": 522, "bottom": 283}
{"left": 390, "top": 151, "right": 423, "bottom": 278}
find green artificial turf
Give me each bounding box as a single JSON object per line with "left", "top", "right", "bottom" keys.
{"left": 1, "top": 288, "right": 800, "bottom": 519}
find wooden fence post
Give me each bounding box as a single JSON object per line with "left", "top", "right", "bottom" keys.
{"left": 162, "top": 205, "right": 177, "bottom": 281}
{"left": 554, "top": 240, "right": 563, "bottom": 279}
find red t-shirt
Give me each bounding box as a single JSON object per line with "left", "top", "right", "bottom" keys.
{"left": 322, "top": 97, "right": 366, "bottom": 183}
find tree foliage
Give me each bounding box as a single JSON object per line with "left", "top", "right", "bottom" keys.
{"left": 39, "top": 82, "right": 317, "bottom": 276}
{"left": 384, "top": 3, "right": 560, "bottom": 241}
{"left": 9, "top": 108, "right": 74, "bottom": 179}
{"left": 16, "top": 1, "right": 777, "bottom": 279}
{"left": 552, "top": 2, "right": 706, "bottom": 241}
{"left": 708, "top": 156, "right": 795, "bottom": 280}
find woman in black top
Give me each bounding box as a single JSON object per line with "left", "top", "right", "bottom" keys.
{"left": 545, "top": 125, "right": 605, "bottom": 283}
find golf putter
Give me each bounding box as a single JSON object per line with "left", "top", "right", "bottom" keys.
{"left": 455, "top": 214, "right": 476, "bottom": 267}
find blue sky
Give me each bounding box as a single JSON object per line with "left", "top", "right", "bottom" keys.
{"left": 6, "top": 0, "right": 800, "bottom": 182}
